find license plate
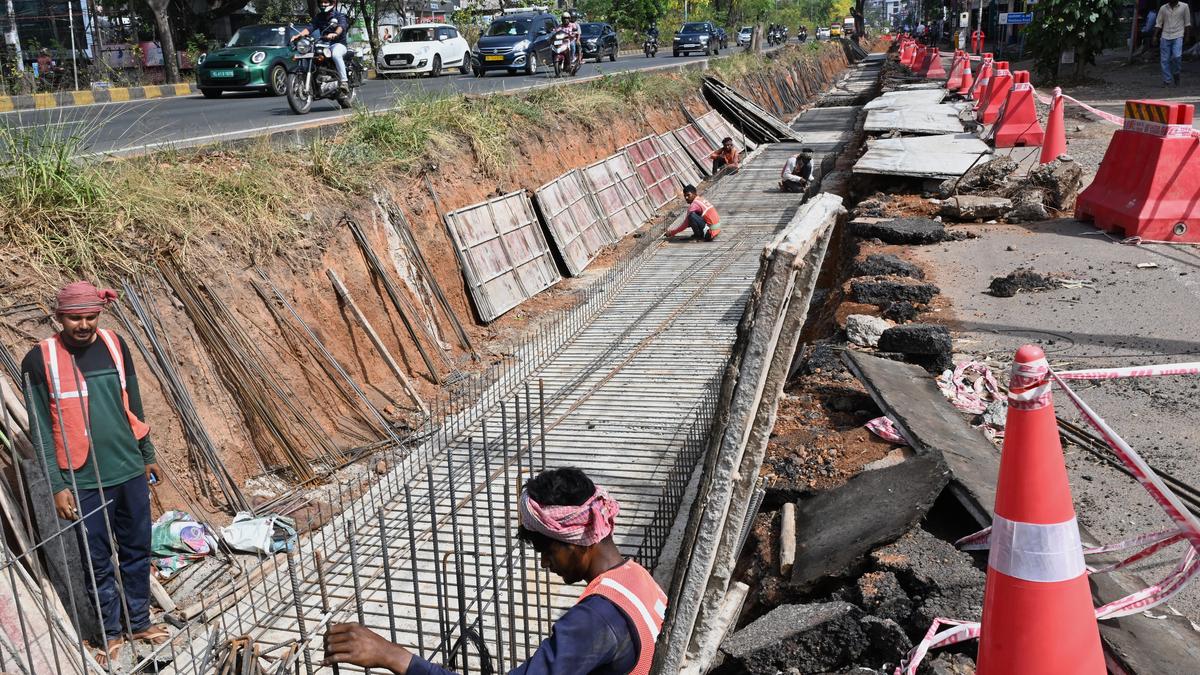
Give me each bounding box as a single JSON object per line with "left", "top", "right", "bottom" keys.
{"left": 210, "top": 69, "right": 235, "bottom": 78}
{"left": 485, "top": 55, "right": 504, "bottom": 62}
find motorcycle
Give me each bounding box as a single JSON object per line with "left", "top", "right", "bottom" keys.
{"left": 551, "top": 29, "right": 580, "bottom": 77}
{"left": 798, "top": 28, "right": 808, "bottom": 43}
{"left": 286, "top": 35, "right": 365, "bottom": 114}
{"left": 643, "top": 35, "right": 658, "bottom": 57}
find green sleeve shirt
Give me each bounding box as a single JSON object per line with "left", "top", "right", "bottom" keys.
{"left": 21, "top": 333, "right": 156, "bottom": 494}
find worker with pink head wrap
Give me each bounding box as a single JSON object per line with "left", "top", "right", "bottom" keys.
{"left": 325, "top": 467, "right": 668, "bottom": 674}
{"left": 20, "top": 281, "right": 165, "bottom": 665}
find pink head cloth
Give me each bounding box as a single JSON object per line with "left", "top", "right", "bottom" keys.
{"left": 55, "top": 281, "right": 118, "bottom": 314}
{"left": 519, "top": 486, "right": 620, "bottom": 547}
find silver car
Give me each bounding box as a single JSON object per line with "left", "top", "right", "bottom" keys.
{"left": 737, "top": 26, "right": 753, "bottom": 46}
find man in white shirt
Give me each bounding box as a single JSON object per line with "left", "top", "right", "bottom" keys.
{"left": 1155, "top": 0, "right": 1192, "bottom": 86}
{"left": 780, "top": 148, "right": 815, "bottom": 194}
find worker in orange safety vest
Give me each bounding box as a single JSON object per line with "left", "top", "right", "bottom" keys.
{"left": 665, "top": 184, "right": 721, "bottom": 242}
{"left": 324, "top": 468, "right": 668, "bottom": 674}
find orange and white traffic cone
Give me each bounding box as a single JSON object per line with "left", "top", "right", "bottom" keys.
{"left": 976, "top": 345, "right": 1105, "bottom": 675}
{"left": 1040, "top": 87, "right": 1068, "bottom": 163}
{"left": 957, "top": 61, "right": 974, "bottom": 98}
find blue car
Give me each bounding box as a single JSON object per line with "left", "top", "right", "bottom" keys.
{"left": 472, "top": 12, "right": 559, "bottom": 76}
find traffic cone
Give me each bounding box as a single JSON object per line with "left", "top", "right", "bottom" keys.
{"left": 1039, "top": 87, "right": 1067, "bottom": 163}
{"left": 976, "top": 345, "right": 1105, "bottom": 675}
{"left": 993, "top": 71, "right": 1044, "bottom": 148}
{"left": 957, "top": 60, "right": 974, "bottom": 97}
{"left": 970, "top": 55, "right": 993, "bottom": 101}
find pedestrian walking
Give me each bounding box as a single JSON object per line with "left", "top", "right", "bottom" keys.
{"left": 1155, "top": 0, "right": 1192, "bottom": 86}
{"left": 665, "top": 184, "right": 722, "bottom": 241}
{"left": 21, "top": 281, "right": 165, "bottom": 667}
{"left": 324, "top": 468, "right": 668, "bottom": 674}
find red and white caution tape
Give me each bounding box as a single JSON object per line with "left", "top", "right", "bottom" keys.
{"left": 866, "top": 416, "right": 909, "bottom": 444}
{"left": 897, "top": 359, "right": 1200, "bottom": 673}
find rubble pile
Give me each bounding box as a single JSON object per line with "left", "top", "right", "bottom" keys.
{"left": 934, "top": 156, "right": 1084, "bottom": 224}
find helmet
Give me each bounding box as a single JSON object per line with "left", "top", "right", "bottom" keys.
{"left": 562, "top": 10, "right": 572, "bottom": 22}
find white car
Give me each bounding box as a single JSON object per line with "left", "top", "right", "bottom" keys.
{"left": 816, "top": 26, "right": 831, "bottom": 40}
{"left": 736, "top": 26, "right": 753, "bottom": 46}
{"left": 376, "top": 23, "right": 471, "bottom": 77}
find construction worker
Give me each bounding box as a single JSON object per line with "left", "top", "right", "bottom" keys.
{"left": 323, "top": 467, "right": 667, "bottom": 674}
{"left": 21, "top": 281, "right": 165, "bottom": 667}
{"left": 664, "top": 184, "right": 721, "bottom": 242}
{"left": 709, "top": 136, "right": 741, "bottom": 173}
{"left": 779, "top": 147, "right": 815, "bottom": 193}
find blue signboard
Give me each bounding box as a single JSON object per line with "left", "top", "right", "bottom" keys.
{"left": 1001, "top": 12, "right": 1033, "bottom": 25}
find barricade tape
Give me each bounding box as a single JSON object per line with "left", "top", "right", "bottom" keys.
{"left": 895, "top": 360, "right": 1200, "bottom": 674}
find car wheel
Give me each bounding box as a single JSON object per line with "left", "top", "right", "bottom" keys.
{"left": 429, "top": 55, "right": 441, "bottom": 77}
{"left": 610, "top": 43, "right": 617, "bottom": 61}
{"left": 460, "top": 55, "right": 472, "bottom": 75}
{"left": 673, "top": 50, "right": 680, "bottom": 57}
{"left": 525, "top": 52, "right": 537, "bottom": 76}
{"left": 474, "top": 64, "right": 485, "bottom": 77}
{"left": 267, "top": 64, "right": 288, "bottom": 96}
{"left": 201, "top": 88, "right": 222, "bottom": 98}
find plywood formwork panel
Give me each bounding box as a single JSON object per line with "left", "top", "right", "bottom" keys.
{"left": 657, "top": 130, "right": 706, "bottom": 188}
{"left": 534, "top": 169, "right": 616, "bottom": 277}
{"left": 622, "top": 135, "right": 679, "bottom": 212}
{"left": 695, "top": 109, "right": 757, "bottom": 154}
{"left": 674, "top": 124, "right": 717, "bottom": 176}
{"left": 445, "top": 190, "right": 562, "bottom": 322}
{"left": 582, "top": 150, "right": 654, "bottom": 239}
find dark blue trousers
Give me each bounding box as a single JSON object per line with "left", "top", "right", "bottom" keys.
{"left": 76, "top": 475, "right": 152, "bottom": 639}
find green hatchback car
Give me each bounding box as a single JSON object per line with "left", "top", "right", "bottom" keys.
{"left": 197, "top": 24, "right": 299, "bottom": 98}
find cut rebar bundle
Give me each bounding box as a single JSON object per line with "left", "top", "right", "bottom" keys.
{"left": 379, "top": 197, "right": 478, "bottom": 360}
{"left": 0, "top": 340, "right": 20, "bottom": 384}
{"left": 114, "top": 278, "right": 251, "bottom": 513}
{"left": 158, "top": 261, "right": 340, "bottom": 483}
{"left": 344, "top": 215, "right": 446, "bottom": 384}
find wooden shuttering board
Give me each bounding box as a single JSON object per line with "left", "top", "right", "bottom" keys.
{"left": 534, "top": 169, "right": 616, "bottom": 277}
{"left": 674, "top": 124, "right": 717, "bottom": 175}
{"left": 581, "top": 150, "right": 654, "bottom": 239}
{"left": 444, "top": 190, "right": 562, "bottom": 323}
{"left": 621, "top": 135, "right": 679, "bottom": 212}
{"left": 656, "top": 130, "right": 705, "bottom": 188}
{"left": 695, "top": 109, "right": 757, "bottom": 153}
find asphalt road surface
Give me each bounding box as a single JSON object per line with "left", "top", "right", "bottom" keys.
{"left": 2, "top": 49, "right": 735, "bottom": 157}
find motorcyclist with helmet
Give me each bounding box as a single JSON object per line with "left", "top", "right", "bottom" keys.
{"left": 561, "top": 11, "right": 581, "bottom": 70}
{"left": 292, "top": 0, "right": 350, "bottom": 93}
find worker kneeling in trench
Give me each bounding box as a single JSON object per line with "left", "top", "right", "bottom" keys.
{"left": 323, "top": 467, "right": 668, "bottom": 674}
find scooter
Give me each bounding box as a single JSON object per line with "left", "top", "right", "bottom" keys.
{"left": 551, "top": 29, "right": 580, "bottom": 77}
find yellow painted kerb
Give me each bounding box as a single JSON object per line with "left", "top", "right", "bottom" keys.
{"left": 33, "top": 92, "right": 55, "bottom": 109}
{"left": 173, "top": 83, "right": 192, "bottom": 95}
{"left": 0, "top": 96, "right": 13, "bottom": 113}
{"left": 108, "top": 88, "right": 130, "bottom": 102}
{"left": 143, "top": 85, "right": 162, "bottom": 98}
{"left": 71, "top": 91, "right": 96, "bottom": 106}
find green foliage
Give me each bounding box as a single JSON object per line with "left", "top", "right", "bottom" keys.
{"left": 1025, "top": 0, "right": 1122, "bottom": 80}
{"left": 578, "top": 0, "right": 667, "bottom": 30}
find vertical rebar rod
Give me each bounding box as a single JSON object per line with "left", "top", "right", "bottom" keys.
{"left": 465, "top": 438, "right": 485, "bottom": 668}
{"left": 403, "top": 484, "right": 426, "bottom": 659}
{"left": 482, "top": 420, "right": 505, "bottom": 672}
{"left": 347, "top": 523, "right": 370, "bottom": 675}
{"left": 377, "top": 508, "right": 398, "bottom": 644}
{"left": 513, "top": 394, "right": 532, "bottom": 661}
{"left": 500, "top": 403, "right": 516, "bottom": 665}
{"left": 426, "top": 466, "right": 449, "bottom": 661}
{"left": 286, "top": 552, "right": 315, "bottom": 675}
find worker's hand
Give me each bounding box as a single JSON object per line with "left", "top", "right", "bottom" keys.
{"left": 54, "top": 489, "right": 78, "bottom": 521}
{"left": 323, "top": 623, "right": 413, "bottom": 672}
{"left": 145, "top": 463, "right": 161, "bottom": 486}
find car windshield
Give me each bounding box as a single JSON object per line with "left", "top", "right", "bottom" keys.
{"left": 739, "top": 27, "right": 752, "bottom": 34}
{"left": 487, "top": 19, "right": 530, "bottom": 36}
{"left": 680, "top": 23, "right": 707, "bottom": 32}
{"left": 398, "top": 27, "right": 436, "bottom": 42}
{"left": 581, "top": 23, "right": 602, "bottom": 36}
{"left": 226, "top": 25, "right": 287, "bottom": 48}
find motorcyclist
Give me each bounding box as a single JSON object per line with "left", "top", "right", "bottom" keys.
{"left": 646, "top": 22, "right": 659, "bottom": 41}
{"left": 293, "top": 0, "right": 350, "bottom": 93}
{"left": 561, "top": 11, "right": 581, "bottom": 69}
{"left": 798, "top": 25, "right": 807, "bottom": 42}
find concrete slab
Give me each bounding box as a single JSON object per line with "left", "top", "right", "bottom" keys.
{"left": 896, "top": 82, "right": 949, "bottom": 90}
{"left": 864, "top": 88, "right": 947, "bottom": 111}
{"left": 854, "top": 133, "right": 992, "bottom": 179}
{"left": 718, "top": 602, "right": 866, "bottom": 673}
{"left": 865, "top": 103, "right": 965, "bottom": 135}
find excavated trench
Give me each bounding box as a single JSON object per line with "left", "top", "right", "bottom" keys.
{"left": 716, "top": 76, "right": 996, "bottom": 675}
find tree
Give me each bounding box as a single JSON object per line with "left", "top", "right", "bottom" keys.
{"left": 1025, "top": 0, "right": 1122, "bottom": 80}
{"left": 144, "top": 0, "right": 180, "bottom": 82}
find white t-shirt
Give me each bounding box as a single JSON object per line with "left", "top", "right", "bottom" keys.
{"left": 782, "top": 155, "right": 814, "bottom": 183}
{"left": 1157, "top": 2, "right": 1192, "bottom": 40}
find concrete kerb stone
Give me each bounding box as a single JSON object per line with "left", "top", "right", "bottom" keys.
{"left": 0, "top": 83, "right": 197, "bottom": 113}
{"left": 658, "top": 194, "right": 845, "bottom": 675}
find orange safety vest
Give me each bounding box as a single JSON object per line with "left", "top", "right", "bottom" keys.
{"left": 577, "top": 560, "right": 668, "bottom": 675}
{"left": 39, "top": 328, "right": 151, "bottom": 470}
{"left": 693, "top": 197, "right": 720, "bottom": 225}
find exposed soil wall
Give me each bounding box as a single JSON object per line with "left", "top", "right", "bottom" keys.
{"left": 0, "top": 44, "right": 858, "bottom": 521}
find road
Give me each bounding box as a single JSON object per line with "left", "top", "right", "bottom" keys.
{"left": 2, "top": 49, "right": 729, "bottom": 157}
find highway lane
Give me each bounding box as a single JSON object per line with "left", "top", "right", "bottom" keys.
{"left": 2, "top": 49, "right": 726, "bottom": 156}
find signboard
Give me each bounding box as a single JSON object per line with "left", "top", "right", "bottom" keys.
{"left": 999, "top": 12, "right": 1033, "bottom": 25}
